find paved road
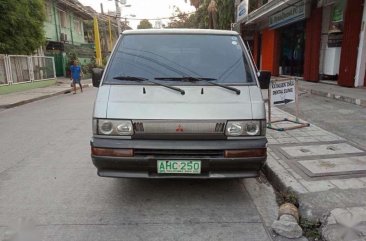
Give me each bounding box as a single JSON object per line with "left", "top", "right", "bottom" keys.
{"left": 0, "top": 89, "right": 272, "bottom": 241}
{"left": 279, "top": 93, "right": 366, "bottom": 149}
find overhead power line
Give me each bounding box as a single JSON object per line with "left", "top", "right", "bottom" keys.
{"left": 103, "top": 11, "right": 196, "bottom": 21}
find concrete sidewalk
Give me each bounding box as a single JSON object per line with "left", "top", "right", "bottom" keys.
{"left": 298, "top": 80, "right": 365, "bottom": 107}
{"left": 263, "top": 106, "right": 366, "bottom": 240}
{"left": 0, "top": 78, "right": 92, "bottom": 109}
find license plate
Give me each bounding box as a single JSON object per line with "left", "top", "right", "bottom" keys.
{"left": 157, "top": 160, "right": 201, "bottom": 174}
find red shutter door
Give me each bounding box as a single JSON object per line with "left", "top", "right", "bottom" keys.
{"left": 261, "top": 28, "right": 279, "bottom": 76}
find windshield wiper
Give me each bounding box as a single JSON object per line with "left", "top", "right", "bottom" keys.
{"left": 155, "top": 77, "right": 241, "bottom": 95}
{"left": 113, "top": 76, "right": 185, "bottom": 95}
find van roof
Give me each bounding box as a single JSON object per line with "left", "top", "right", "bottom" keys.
{"left": 122, "top": 28, "right": 239, "bottom": 35}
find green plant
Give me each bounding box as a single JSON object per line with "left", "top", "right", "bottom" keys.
{"left": 0, "top": 0, "right": 45, "bottom": 54}
{"left": 216, "top": 0, "right": 235, "bottom": 29}
{"left": 137, "top": 19, "right": 153, "bottom": 29}
{"left": 184, "top": 0, "right": 234, "bottom": 29}
{"left": 276, "top": 190, "right": 299, "bottom": 207}
{"left": 299, "top": 218, "right": 322, "bottom": 240}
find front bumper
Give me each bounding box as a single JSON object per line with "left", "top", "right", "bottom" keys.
{"left": 90, "top": 137, "right": 267, "bottom": 179}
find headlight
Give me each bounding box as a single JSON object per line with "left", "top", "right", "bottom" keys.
{"left": 99, "top": 120, "right": 113, "bottom": 135}
{"left": 225, "top": 121, "right": 263, "bottom": 136}
{"left": 226, "top": 122, "right": 243, "bottom": 136}
{"left": 97, "top": 119, "right": 133, "bottom": 136}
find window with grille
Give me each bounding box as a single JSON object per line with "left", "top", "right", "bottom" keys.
{"left": 45, "top": 3, "right": 53, "bottom": 22}
{"left": 74, "top": 18, "right": 82, "bottom": 34}
{"left": 57, "top": 9, "right": 69, "bottom": 28}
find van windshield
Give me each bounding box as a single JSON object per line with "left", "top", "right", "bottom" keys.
{"left": 104, "top": 34, "right": 255, "bottom": 85}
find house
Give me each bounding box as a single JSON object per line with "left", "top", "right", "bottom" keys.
{"left": 44, "top": 0, "right": 94, "bottom": 77}
{"left": 84, "top": 7, "right": 132, "bottom": 60}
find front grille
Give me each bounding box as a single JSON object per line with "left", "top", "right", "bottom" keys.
{"left": 132, "top": 120, "right": 226, "bottom": 134}
{"left": 134, "top": 149, "right": 224, "bottom": 157}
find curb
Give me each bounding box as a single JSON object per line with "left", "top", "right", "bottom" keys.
{"left": 0, "top": 83, "right": 93, "bottom": 109}
{"left": 262, "top": 163, "right": 292, "bottom": 196}
{"left": 299, "top": 87, "right": 366, "bottom": 107}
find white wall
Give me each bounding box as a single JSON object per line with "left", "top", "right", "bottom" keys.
{"left": 319, "top": 5, "right": 341, "bottom": 77}
{"left": 354, "top": 2, "right": 366, "bottom": 87}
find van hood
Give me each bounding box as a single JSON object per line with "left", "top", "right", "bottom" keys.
{"left": 95, "top": 85, "right": 264, "bottom": 120}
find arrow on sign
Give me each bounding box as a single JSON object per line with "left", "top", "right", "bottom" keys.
{"left": 274, "top": 99, "right": 294, "bottom": 105}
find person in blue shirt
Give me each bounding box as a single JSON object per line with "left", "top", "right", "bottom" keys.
{"left": 70, "top": 60, "right": 83, "bottom": 94}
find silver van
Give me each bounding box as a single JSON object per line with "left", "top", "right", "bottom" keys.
{"left": 91, "top": 29, "right": 268, "bottom": 179}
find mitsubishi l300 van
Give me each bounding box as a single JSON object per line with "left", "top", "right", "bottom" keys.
{"left": 91, "top": 29, "right": 268, "bottom": 178}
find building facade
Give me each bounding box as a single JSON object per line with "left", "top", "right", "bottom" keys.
{"left": 44, "top": 0, "right": 94, "bottom": 77}
{"left": 235, "top": 0, "right": 366, "bottom": 87}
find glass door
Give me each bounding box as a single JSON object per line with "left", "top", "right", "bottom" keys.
{"left": 279, "top": 21, "right": 305, "bottom": 77}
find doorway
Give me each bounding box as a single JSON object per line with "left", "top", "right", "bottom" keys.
{"left": 279, "top": 21, "right": 306, "bottom": 77}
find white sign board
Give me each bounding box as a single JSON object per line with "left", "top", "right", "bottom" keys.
{"left": 236, "top": 0, "right": 248, "bottom": 23}
{"left": 270, "top": 79, "right": 296, "bottom": 106}
{"left": 269, "top": 1, "right": 306, "bottom": 29}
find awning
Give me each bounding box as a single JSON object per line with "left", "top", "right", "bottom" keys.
{"left": 234, "top": 0, "right": 309, "bottom": 27}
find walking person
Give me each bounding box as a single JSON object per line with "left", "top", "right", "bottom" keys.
{"left": 70, "top": 60, "right": 83, "bottom": 94}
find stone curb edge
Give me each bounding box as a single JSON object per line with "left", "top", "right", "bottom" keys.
{"left": 299, "top": 87, "right": 366, "bottom": 107}
{"left": 262, "top": 164, "right": 294, "bottom": 197}
{"left": 0, "top": 83, "right": 93, "bottom": 109}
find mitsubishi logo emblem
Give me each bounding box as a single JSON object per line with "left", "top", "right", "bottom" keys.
{"left": 176, "top": 124, "right": 184, "bottom": 132}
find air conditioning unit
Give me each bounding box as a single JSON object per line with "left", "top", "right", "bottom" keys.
{"left": 60, "top": 33, "right": 68, "bottom": 42}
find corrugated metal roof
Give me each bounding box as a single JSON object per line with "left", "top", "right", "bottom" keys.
{"left": 56, "top": 0, "right": 93, "bottom": 20}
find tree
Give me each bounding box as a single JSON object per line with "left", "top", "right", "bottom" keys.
{"left": 187, "top": 0, "right": 234, "bottom": 30}
{"left": 207, "top": 0, "right": 218, "bottom": 29}
{"left": 216, "top": 0, "right": 235, "bottom": 30}
{"left": 189, "top": 0, "right": 201, "bottom": 9}
{"left": 190, "top": 0, "right": 210, "bottom": 29}
{"left": 0, "top": 0, "right": 45, "bottom": 54}
{"left": 167, "top": 7, "right": 195, "bottom": 28}
{"left": 137, "top": 19, "right": 153, "bottom": 29}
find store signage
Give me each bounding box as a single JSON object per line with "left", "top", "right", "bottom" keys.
{"left": 236, "top": 0, "right": 248, "bottom": 23}
{"left": 269, "top": 2, "right": 307, "bottom": 29}
{"left": 318, "top": 0, "right": 337, "bottom": 7}
{"left": 270, "top": 79, "right": 296, "bottom": 106}
{"left": 328, "top": 32, "right": 343, "bottom": 47}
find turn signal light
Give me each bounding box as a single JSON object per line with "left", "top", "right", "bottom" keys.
{"left": 91, "top": 147, "right": 134, "bottom": 157}
{"left": 224, "top": 148, "right": 266, "bottom": 158}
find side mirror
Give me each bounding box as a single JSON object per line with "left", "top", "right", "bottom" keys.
{"left": 92, "top": 68, "right": 104, "bottom": 87}
{"left": 258, "top": 70, "right": 271, "bottom": 89}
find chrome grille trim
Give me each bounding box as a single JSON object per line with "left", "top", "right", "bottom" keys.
{"left": 134, "top": 149, "right": 224, "bottom": 157}
{"left": 132, "top": 120, "right": 226, "bottom": 134}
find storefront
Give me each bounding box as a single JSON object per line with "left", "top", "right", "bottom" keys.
{"left": 316, "top": 0, "right": 366, "bottom": 87}
{"left": 278, "top": 21, "right": 306, "bottom": 76}
{"left": 235, "top": 0, "right": 309, "bottom": 77}
{"left": 319, "top": 0, "right": 346, "bottom": 81}
{"left": 234, "top": 0, "right": 366, "bottom": 87}
{"left": 269, "top": 1, "right": 308, "bottom": 77}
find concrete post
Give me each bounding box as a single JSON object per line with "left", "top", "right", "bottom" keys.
{"left": 115, "top": 0, "right": 121, "bottom": 35}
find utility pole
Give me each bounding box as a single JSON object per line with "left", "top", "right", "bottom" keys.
{"left": 93, "top": 16, "right": 102, "bottom": 66}
{"left": 115, "top": 0, "right": 121, "bottom": 35}
{"left": 108, "top": 17, "right": 113, "bottom": 52}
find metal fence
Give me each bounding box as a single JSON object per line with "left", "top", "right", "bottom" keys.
{"left": 0, "top": 55, "right": 10, "bottom": 86}
{"left": 31, "top": 56, "right": 56, "bottom": 81}
{"left": 0, "top": 55, "right": 55, "bottom": 86}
